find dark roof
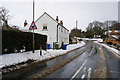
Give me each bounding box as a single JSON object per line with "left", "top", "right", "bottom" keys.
{"left": 35, "top": 12, "right": 69, "bottom": 31}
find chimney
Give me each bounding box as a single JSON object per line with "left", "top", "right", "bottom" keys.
{"left": 60, "top": 20, "right": 63, "bottom": 25}
{"left": 56, "top": 16, "right": 59, "bottom": 22}
{"left": 24, "top": 20, "right": 27, "bottom": 27}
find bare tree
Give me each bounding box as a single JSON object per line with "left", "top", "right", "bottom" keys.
{"left": 0, "top": 7, "right": 10, "bottom": 29}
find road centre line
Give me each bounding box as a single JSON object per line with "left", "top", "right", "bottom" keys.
{"left": 87, "top": 68, "right": 92, "bottom": 80}
{"left": 81, "top": 67, "right": 92, "bottom": 79}
{"left": 89, "top": 47, "right": 94, "bottom": 57}
{"left": 71, "top": 59, "right": 88, "bottom": 80}
{"left": 81, "top": 74, "right": 85, "bottom": 79}
{"left": 89, "top": 51, "right": 92, "bottom": 57}
{"left": 83, "top": 67, "right": 86, "bottom": 72}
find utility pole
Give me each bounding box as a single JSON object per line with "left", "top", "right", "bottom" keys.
{"left": 33, "top": 0, "right": 35, "bottom": 53}
{"left": 76, "top": 20, "right": 77, "bottom": 44}
{"left": 106, "top": 25, "right": 109, "bottom": 44}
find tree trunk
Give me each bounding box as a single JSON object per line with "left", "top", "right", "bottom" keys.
{"left": 4, "top": 20, "right": 8, "bottom": 30}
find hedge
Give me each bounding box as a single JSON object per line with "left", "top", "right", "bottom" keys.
{"left": 2, "top": 30, "right": 47, "bottom": 54}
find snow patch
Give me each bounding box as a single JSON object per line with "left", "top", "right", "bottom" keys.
{"left": 94, "top": 41, "right": 120, "bottom": 56}
{"left": 1, "top": 41, "right": 85, "bottom": 68}
{"left": 81, "top": 38, "right": 103, "bottom": 42}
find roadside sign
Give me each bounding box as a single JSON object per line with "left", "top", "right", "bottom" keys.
{"left": 29, "top": 21, "right": 37, "bottom": 30}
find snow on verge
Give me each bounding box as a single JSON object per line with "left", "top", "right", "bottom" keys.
{"left": 1, "top": 41, "right": 85, "bottom": 68}
{"left": 94, "top": 41, "right": 120, "bottom": 56}
{"left": 47, "top": 41, "right": 85, "bottom": 57}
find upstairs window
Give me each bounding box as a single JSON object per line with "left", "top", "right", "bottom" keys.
{"left": 43, "top": 25, "right": 47, "bottom": 29}
{"left": 42, "top": 24, "right": 48, "bottom": 31}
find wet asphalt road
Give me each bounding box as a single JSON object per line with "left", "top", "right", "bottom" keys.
{"left": 102, "top": 45, "right": 120, "bottom": 78}
{"left": 46, "top": 41, "right": 120, "bottom": 79}
{"left": 3, "top": 41, "right": 87, "bottom": 79}
{"left": 3, "top": 41, "right": 120, "bottom": 79}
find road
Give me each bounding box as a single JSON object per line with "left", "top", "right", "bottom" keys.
{"left": 3, "top": 41, "right": 120, "bottom": 79}
{"left": 3, "top": 41, "right": 87, "bottom": 79}
{"left": 46, "top": 41, "right": 120, "bottom": 79}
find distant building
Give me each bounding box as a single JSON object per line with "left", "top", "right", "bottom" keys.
{"left": 2, "top": 24, "right": 20, "bottom": 32}
{"left": 2, "top": 25, "right": 13, "bottom": 30}
{"left": 71, "top": 38, "right": 78, "bottom": 43}
{"left": 94, "top": 34, "right": 101, "bottom": 38}
{"left": 104, "top": 29, "right": 120, "bottom": 45}
{"left": 33, "top": 12, "right": 69, "bottom": 48}
{"left": 71, "top": 37, "right": 81, "bottom": 43}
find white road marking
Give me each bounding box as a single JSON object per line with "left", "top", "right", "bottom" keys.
{"left": 89, "top": 47, "right": 94, "bottom": 57}
{"left": 89, "top": 51, "right": 92, "bottom": 57}
{"left": 81, "top": 68, "right": 92, "bottom": 80}
{"left": 71, "top": 59, "right": 87, "bottom": 80}
{"left": 87, "top": 68, "right": 92, "bottom": 80}
{"left": 81, "top": 74, "right": 85, "bottom": 79}
{"left": 99, "top": 48, "right": 106, "bottom": 60}
{"left": 83, "top": 67, "right": 86, "bottom": 72}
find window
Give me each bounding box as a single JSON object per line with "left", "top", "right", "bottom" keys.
{"left": 43, "top": 25, "right": 47, "bottom": 30}
{"left": 42, "top": 24, "right": 48, "bottom": 30}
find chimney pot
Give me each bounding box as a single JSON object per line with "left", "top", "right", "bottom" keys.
{"left": 24, "top": 20, "right": 27, "bottom": 27}
{"left": 60, "top": 20, "right": 63, "bottom": 25}
{"left": 56, "top": 16, "right": 59, "bottom": 22}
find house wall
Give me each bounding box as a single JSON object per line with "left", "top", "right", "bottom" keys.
{"left": 35, "top": 14, "right": 57, "bottom": 48}
{"left": 112, "top": 41, "right": 119, "bottom": 44}
{"left": 58, "top": 25, "right": 69, "bottom": 48}
{"left": 104, "top": 30, "right": 120, "bottom": 45}
{"left": 32, "top": 13, "right": 69, "bottom": 48}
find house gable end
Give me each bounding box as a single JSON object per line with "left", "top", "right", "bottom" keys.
{"left": 35, "top": 12, "right": 58, "bottom": 24}
{"left": 35, "top": 12, "right": 69, "bottom": 31}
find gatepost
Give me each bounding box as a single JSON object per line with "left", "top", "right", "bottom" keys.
{"left": 40, "top": 45, "right": 42, "bottom": 56}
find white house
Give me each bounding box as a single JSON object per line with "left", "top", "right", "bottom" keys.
{"left": 33, "top": 12, "right": 69, "bottom": 48}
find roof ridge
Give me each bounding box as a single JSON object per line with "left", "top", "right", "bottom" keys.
{"left": 35, "top": 12, "right": 69, "bottom": 31}
{"left": 35, "top": 12, "right": 58, "bottom": 23}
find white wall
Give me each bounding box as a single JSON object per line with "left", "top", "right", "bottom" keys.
{"left": 58, "top": 25, "right": 69, "bottom": 48}
{"left": 33, "top": 13, "right": 69, "bottom": 48}
{"left": 35, "top": 14, "right": 57, "bottom": 48}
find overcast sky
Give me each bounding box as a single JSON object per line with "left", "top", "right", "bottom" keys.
{"left": 0, "top": 0, "right": 119, "bottom": 31}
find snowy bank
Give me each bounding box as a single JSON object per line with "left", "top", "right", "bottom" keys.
{"left": 94, "top": 41, "right": 120, "bottom": 56}
{"left": 1, "top": 41, "right": 85, "bottom": 68}
{"left": 81, "top": 38, "right": 103, "bottom": 42}
{"left": 47, "top": 41, "right": 85, "bottom": 56}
